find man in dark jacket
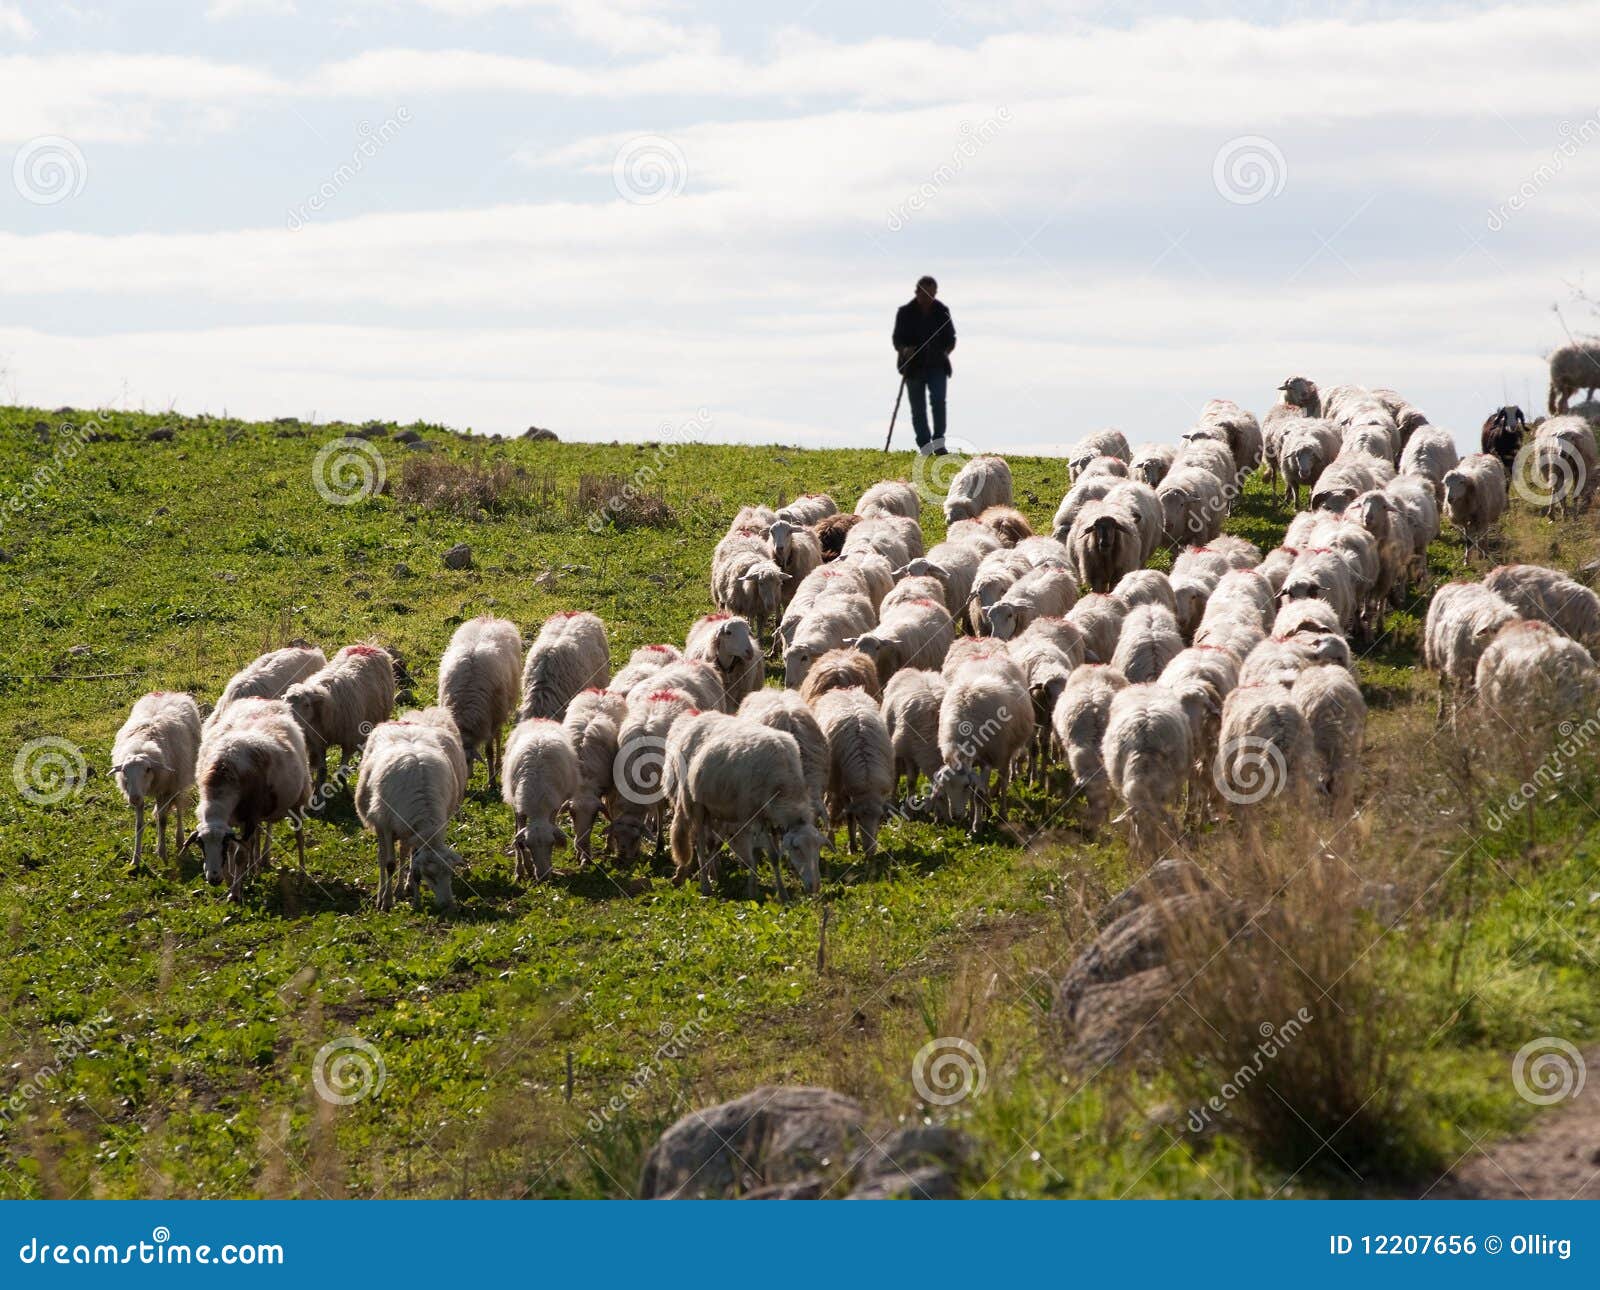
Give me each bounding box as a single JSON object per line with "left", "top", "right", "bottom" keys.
{"left": 893, "top": 275, "right": 956, "bottom": 455}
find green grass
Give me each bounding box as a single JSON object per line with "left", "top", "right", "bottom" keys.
{"left": 2, "top": 404, "right": 1599, "bottom": 1199}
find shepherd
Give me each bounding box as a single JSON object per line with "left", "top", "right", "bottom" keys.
{"left": 892, "top": 275, "right": 957, "bottom": 456}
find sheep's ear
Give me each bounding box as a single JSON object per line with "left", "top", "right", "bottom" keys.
{"left": 842, "top": 636, "right": 857, "bottom": 647}
{"left": 110, "top": 761, "right": 125, "bottom": 773}
{"left": 178, "top": 830, "right": 199, "bottom": 856}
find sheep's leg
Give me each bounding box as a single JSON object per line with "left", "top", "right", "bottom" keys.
{"left": 376, "top": 831, "right": 393, "bottom": 911}
{"left": 130, "top": 801, "right": 146, "bottom": 874}
{"left": 295, "top": 817, "right": 307, "bottom": 873}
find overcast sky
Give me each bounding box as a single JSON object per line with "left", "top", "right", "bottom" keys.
{"left": 1, "top": 1, "right": 1596, "bottom": 451}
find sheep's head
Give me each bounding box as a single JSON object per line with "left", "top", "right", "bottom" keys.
{"left": 186, "top": 822, "right": 244, "bottom": 887}
{"left": 782, "top": 645, "right": 817, "bottom": 689}
{"left": 1289, "top": 444, "right": 1318, "bottom": 483}
{"left": 986, "top": 602, "right": 1022, "bottom": 641}
{"left": 943, "top": 498, "right": 977, "bottom": 523}
{"left": 513, "top": 817, "right": 566, "bottom": 882}
{"left": 411, "top": 843, "right": 460, "bottom": 911}
{"left": 1089, "top": 512, "right": 1122, "bottom": 553}
{"left": 111, "top": 751, "right": 169, "bottom": 805}
{"left": 904, "top": 557, "right": 949, "bottom": 589}
{"left": 711, "top": 616, "right": 757, "bottom": 673}
{"left": 608, "top": 806, "right": 646, "bottom": 864}
{"left": 282, "top": 684, "right": 330, "bottom": 753}
{"left": 1158, "top": 489, "right": 1188, "bottom": 545}
{"left": 1348, "top": 492, "right": 1385, "bottom": 531}
{"left": 779, "top": 820, "right": 824, "bottom": 893}
{"left": 1311, "top": 485, "right": 1355, "bottom": 514}
{"left": 928, "top": 764, "right": 980, "bottom": 823}
{"left": 1278, "top": 376, "right": 1319, "bottom": 412}
{"left": 1442, "top": 472, "right": 1470, "bottom": 510}
{"left": 768, "top": 519, "right": 795, "bottom": 563}
{"left": 738, "top": 560, "right": 784, "bottom": 622}
{"left": 1132, "top": 457, "right": 1165, "bottom": 487}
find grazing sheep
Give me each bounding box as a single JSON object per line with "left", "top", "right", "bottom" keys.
{"left": 856, "top": 480, "right": 922, "bottom": 521}
{"left": 188, "top": 698, "right": 312, "bottom": 901}
{"left": 1480, "top": 406, "right": 1528, "bottom": 475}
{"left": 112, "top": 691, "right": 203, "bottom": 871}
{"left": 739, "top": 688, "right": 830, "bottom": 826}
{"left": 609, "top": 642, "right": 683, "bottom": 694}
{"left": 798, "top": 646, "right": 884, "bottom": 705}
{"left": 518, "top": 611, "right": 610, "bottom": 721}
{"left": 437, "top": 615, "right": 522, "bottom": 787}
{"left": 811, "top": 687, "right": 896, "bottom": 859}
{"left": 1050, "top": 664, "right": 1128, "bottom": 830}
{"left": 984, "top": 567, "right": 1077, "bottom": 641}
{"left": 610, "top": 687, "right": 701, "bottom": 863}
{"left": 686, "top": 612, "right": 764, "bottom": 711}
{"left": 1483, "top": 564, "right": 1600, "bottom": 649}
{"left": 1111, "top": 603, "right": 1184, "bottom": 683}
{"left": 1528, "top": 415, "right": 1599, "bottom": 516}
{"left": 880, "top": 668, "right": 947, "bottom": 803}
{"left": 766, "top": 519, "right": 823, "bottom": 607}
{"left": 205, "top": 644, "right": 326, "bottom": 734}
{"left": 1104, "top": 481, "right": 1166, "bottom": 562}
{"left": 812, "top": 511, "right": 863, "bottom": 559}
{"left": 1280, "top": 420, "right": 1343, "bottom": 509}
{"left": 501, "top": 717, "right": 580, "bottom": 882}
{"left": 1214, "top": 684, "right": 1313, "bottom": 819}
{"left": 1160, "top": 645, "right": 1240, "bottom": 811}
{"left": 356, "top": 718, "right": 467, "bottom": 912}
{"left": 1290, "top": 665, "right": 1366, "bottom": 813}
{"left": 783, "top": 592, "right": 876, "bottom": 689}
{"left": 1129, "top": 442, "right": 1177, "bottom": 488}
{"left": 1068, "top": 592, "right": 1129, "bottom": 665}
{"left": 1440, "top": 454, "right": 1508, "bottom": 550}
{"left": 711, "top": 532, "right": 786, "bottom": 642}
{"left": 1103, "top": 683, "right": 1191, "bottom": 855}
{"left": 562, "top": 688, "right": 628, "bottom": 865}
{"left": 969, "top": 547, "right": 1034, "bottom": 634}
{"left": 1547, "top": 341, "right": 1600, "bottom": 415}
{"left": 775, "top": 493, "right": 838, "bottom": 527}
{"left": 931, "top": 662, "right": 1035, "bottom": 831}
{"left": 1262, "top": 406, "right": 1306, "bottom": 501}
{"left": 1157, "top": 466, "right": 1227, "bottom": 547}
{"left": 854, "top": 596, "right": 955, "bottom": 681}
{"left": 1068, "top": 429, "right": 1133, "bottom": 478}
{"left": 1113, "top": 569, "right": 1176, "bottom": 614}
{"left": 1340, "top": 421, "right": 1397, "bottom": 465}
{"left": 282, "top": 644, "right": 396, "bottom": 785}
{"left": 1007, "top": 617, "right": 1084, "bottom": 779}
{"left": 1398, "top": 426, "right": 1460, "bottom": 493}
{"left": 1475, "top": 619, "right": 1600, "bottom": 724}
{"left": 943, "top": 455, "right": 1014, "bottom": 523}
{"left": 1256, "top": 547, "right": 1297, "bottom": 596}
{"left": 1422, "top": 581, "right": 1519, "bottom": 717}
{"left": 978, "top": 504, "right": 1033, "bottom": 547}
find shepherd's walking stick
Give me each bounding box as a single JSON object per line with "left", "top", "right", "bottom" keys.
{"left": 883, "top": 377, "right": 907, "bottom": 453}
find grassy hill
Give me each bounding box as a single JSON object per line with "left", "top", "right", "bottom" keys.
{"left": 2, "top": 404, "right": 1598, "bottom": 1199}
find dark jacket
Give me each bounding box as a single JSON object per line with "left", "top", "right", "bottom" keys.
{"left": 893, "top": 299, "right": 956, "bottom": 377}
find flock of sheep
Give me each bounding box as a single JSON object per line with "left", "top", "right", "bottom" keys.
{"left": 103, "top": 373, "right": 1600, "bottom": 909}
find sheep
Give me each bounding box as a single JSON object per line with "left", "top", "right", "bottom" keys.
{"left": 1290, "top": 664, "right": 1366, "bottom": 813}
{"left": 437, "top": 615, "right": 521, "bottom": 787}
{"left": 187, "top": 698, "right": 312, "bottom": 901}
{"left": 562, "top": 688, "right": 628, "bottom": 865}
{"left": 1049, "top": 665, "right": 1127, "bottom": 830}
{"left": 766, "top": 519, "right": 823, "bottom": 607}
{"left": 904, "top": 542, "right": 984, "bottom": 618}
{"left": 984, "top": 566, "right": 1077, "bottom": 642}
{"left": 798, "top": 646, "right": 884, "bottom": 704}
{"left": 944, "top": 519, "right": 1004, "bottom": 555}
{"left": 1105, "top": 481, "right": 1165, "bottom": 561}
{"left": 1280, "top": 548, "right": 1359, "bottom": 634}
{"left": 1483, "top": 564, "right": 1600, "bottom": 649}
{"left": 1480, "top": 406, "right": 1528, "bottom": 475}
{"left": 1238, "top": 634, "right": 1346, "bottom": 687}
{"left": 930, "top": 661, "right": 1034, "bottom": 832}
{"left": 977, "top": 504, "right": 1033, "bottom": 547}
{"left": 812, "top": 511, "right": 863, "bottom": 559}
{"left": 630, "top": 659, "right": 724, "bottom": 711}
{"left": 1527, "top": 415, "right": 1599, "bottom": 516}
{"left": 610, "top": 687, "right": 701, "bottom": 863}
{"left": 1422, "top": 581, "right": 1519, "bottom": 717}
{"left": 969, "top": 547, "right": 1034, "bottom": 634}
{"left": 1198, "top": 398, "right": 1265, "bottom": 478}
{"left": 1256, "top": 546, "right": 1297, "bottom": 596}
{"left": 711, "top": 532, "right": 786, "bottom": 642}
{"left": 1280, "top": 420, "right": 1343, "bottom": 509}
{"left": 841, "top": 515, "right": 923, "bottom": 570}
{"left": 282, "top": 644, "right": 396, "bottom": 785}
{"left": 1112, "top": 569, "right": 1176, "bottom": 614}
{"left": 518, "top": 611, "right": 610, "bottom": 721}
{"left": 1007, "top": 616, "right": 1085, "bottom": 779}
{"left": 1075, "top": 455, "right": 1129, "bottom": 481}
{"left": 1013, "top": 534, "right": 1075, "bottom": 571}
{"left": 1346, "top": 489, "right": 1416, "bottom": 611}
{"left": 1385, "top": 474, "right": 1441, "bottom": 586}
{"left": 941, "top": 637, "right": 1027, "bottom": 685}
{"left": 1214, "top": 683, "right": 1313, "bottom": 820}
{"left": 1160, "top": 645, "right": 1240, "bottom": 813}
{"left": 354, "top": 718, "right": 466, "bottom": 912}
{"left": 1191, "top": 613, "right": 1265, "bottom": 662}
{"left": 1111, "top": 603, "right": 1184, "bottom": 683}
{"left": 778, "top": 564, "right": 872, "bottom": 653}
{"left": 1261, "top": 404, "right": 1306, "bottom": 501}
{"left": 686, "top": 612, "right": 763, "bottom": 711}
{"left": 739, "top": 688, "right": 830, "bottom": 826}
{"left": 1398, "top": 426, "right": 1459, "bottom": 494}
{"left": 880, "top": 668, "right": 948, "bottom": 803}
{"left": 1156, "top": 466, "right": 1226, "bottom": 547}
{"left": 838, "top": 549, "right": 896, "bottom": 613}
{"left": 609, "top": 642, "right": 683, "bottom": 694}
{"left": 1067, "top": 429, "right": 1132, "bottom": 477}
{"left": 856, "top": 480, "right": 921, "bottom": 521}
{"left": 1440, "top": 454, "right": 1508, "bottom": 550}
{"left": 1068, "top": 499, "right": 1141, "bottom": 594}
{"left": 783, "top": 592, "right": 876, "bottom": 689}
{"left": 775, "top": 493, "right": 838, "bottom": 527}
{"left": 670, "top": 716, "right": 826, "bottom": 898}
{"left": 1206, "top": 569, "right": 1276, "bottom": 632}
{"left": 112, "top": 691, "right": 203, "bottom": 872}
{"left": 1068, "top": 592, "right": 1129, "bottom": 665}
{"left": 881, "top": 574, "right": 950, "bottom": 618}
{"left": 853, "top": 596, "right": 955, "bottom": 681}
{"left": 1129, "top": 442, "right": 1177, "bottom": 488}
{"left": 1103, "top": 683, "right": 1191, "bottom": 855}
{"left": 1475, "top": 619, "right": 1600, "bottom": 725}
{"left": 1272, "top": 597, "right": 1345, "bottom": 642}
{"left": 1172, "top": 437, "right": 1237, "bottom": 494}
{"left": 943, "top": 455, "right": 1014, "bottom": 522}
{"left": 397, "top": 703, "right": 470, "bottom": 809}
{"left": 1051, "top": 476, "right": 1117, "bottom": 542}
{"left": 205, "top": 643, "right": 326, "bottom": 734}
{"left": 1341, "top": 423, "right": 1398, "bottom": 465}
{"left": 1547, "top": 340, "right": 1600, "bottom": 415}
{"left": 1170, "top": 574, "right": 1215, "bottom": 641}
{"left": 727, "top": 504, "right": 778, "bottom": 537}
{"left": 1311, "top": 457, "right": 1392, "bottom": 514}
{"left": 501, "top": 717, "right": 580, "bottom": 883}
{"left": 811, "top": 686, "right": 895, "bottom": 859}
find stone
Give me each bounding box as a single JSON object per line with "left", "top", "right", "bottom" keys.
{"left": 442, "top": 543, "right": 472, "bottom": 570}
{"left": 522, "top": 425, "right": 559, "bottom": 442}
{"left": 393, "top": 429, "right": 423, "bottom": 445}
{"left": 1096, "top": 857, "right": 1214, "bottom": 927}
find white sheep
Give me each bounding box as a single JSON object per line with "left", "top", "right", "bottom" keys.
{"left": 609, "top": 642, "right": 683, "bottom": 694}
{"left": 1112, "top": 569, "right": 1176, "bottom": 614}
{"left": 1385, "top": 473, "right": 1441, "bottom": 587}
{"left": 1398, "top": 426, "right": 1459, "bottom": 492}
{"left": 1483, "top": 563, "right": 1600, "bottom": 649}
{"left": 1289, "top": 664, "right": 1366, "bottom": 813}
{"left": 1111, "top": 602, "right": 1184, "bottom": 683}
{"left": 205, "top": 643, "right": 326, "bottom": 734}
{"left": 282, "top": 644, "right": 396, "bottom": 785}
{"left": 943, "top": 455, "right": 1014, "bottom": 523}
{"left": 903, "top": 541, "right": 984, "bottom": 617}
{"left": 855, "top": 479, "right": 921, "bottom": 521}
{"left": 1475, "top": 619, "right": 1600, "bottom": 724}
{"left": 727, "top": 504, "right": 778, "bottom": 537}
{"left": 1129, "top": 443, "right": 1177, "bottom": 488}
{"left": 1050, "top": 664, "right": 1127, "bottom": 830}
{"left": 1068, "top": 592, "right": 1129, "bottom": 665}
{"left": 1528, "top": 415, "right": 1599, "bottom": 516}
{"left": 931, "top": 660, "right": 1035, "bottom": 832}
{"left": 1156, "top": 465, "right": 1226, "bottom": 547}
{"left": 562, "top": 687, "right": 629, "bottom": 865}
{"left": 880, "top": 669, "right": 947, "bottom": 804}
{"left": 1006, "top": 616, "right": 1084, "bottom": 779}
{"left": 437, "top": 615, "right": 522, "bottom": 787}
{"left": 501, "top": 717, "right": 580, "bottom": 882}
{"left": 968, "top": 547, "right": 1034, "bottom": 634}
{"left": 1206, "top": 569, "right": 1276, "bottom": 633}
{"left": 357, "top": 717, "right": 467, "bottom": 911}
{"left": 739, "top": 687, "right": 830, "bottom": 826}
{"left": 1067, "top": 430, "right": 1132, "bottom": 478}
{"left": 1050, "top": 476, "right": 1117, "bottom": 542}
{"left": 782, "top": 592, "right": 877, "bottom": 689}
{"left": 1280, "top": 548, "right": 1359, "bottom": 634}
{"left": 686, "top": 612, "right": 764, "bottom": 711}
{"left": 610, "top": 686, "right": 702, "bottom": 863}
{"left": 1422, "top": 581, "right": 1519, "bottom": 717}
{"left": 1103, "top": 682, "right": 1191, "bottom": 855}
{"left": 1214, "top": 683, "right": 1313, "bottom": 820}
{"left": 854, "top": 594, "right": 955, "bottom": 682}
{"left": 811, "top": 686, "right": 896, "bottom": 859}
{"left": 518, "top": 611, "right": 610, "bottom": 721}
{"left": 766, "top": 518, "right": 824, "bottom": 609}
{"left": 775, "top": 493, "right": 838, "bottom": 527}
{"left": 1440, "top": 454, "right": 1507, "bottom": 550}
{"left": 1346, "top": 489, "right": 1415, "bottom": 612}
{"left": 837, "top": 549, "right": 896, "bottom": 614}
{"left": 1546, "top": 341, "right": 1600, "bottom": 414}
{"left": 1279, "top": 419, "right": 1343, "bottom": 509}
{"left": 628, "top": 659, "right": 724, "bottom": 711}
{"left": 112, "top": 691, "right": 203, "bottom": 871}
{"left": 1160, "top": 645, "right": 1239, "bottom": 812}
{"left": 779, "top": 564, "right": 872, "bottom": 651}
{"left": 711, "top": 531, "right": 786, "bottom": 642}
{"left": 984, "top": 566, "right": 1078, "bottom": 641}
{"left": 1311, "top": 456, "right": 1393, "bottom": 514}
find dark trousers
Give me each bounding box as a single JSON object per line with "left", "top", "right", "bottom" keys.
{"left": 906, "top": 370, "right": 947, "bottom": 448}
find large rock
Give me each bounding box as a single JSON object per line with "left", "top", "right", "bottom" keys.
{"left": 442, "top": 543, "right": 472, "bottom": 570}
{"left": 522, "top": 425, "right": 559, "bottom": 442}
{"left": 1095, "top": 857, "right": 1213, "bottom": 928}
{"left": 638, "top": 1087, "right": 971, "bottom": 1199}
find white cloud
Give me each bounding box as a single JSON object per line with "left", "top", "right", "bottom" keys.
{"left": 0, "top": 3, "right": 34, "bottom": 41}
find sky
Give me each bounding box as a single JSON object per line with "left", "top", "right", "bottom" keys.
{"left": 1, "top": 0, "right": 1598, "bottom": 452}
